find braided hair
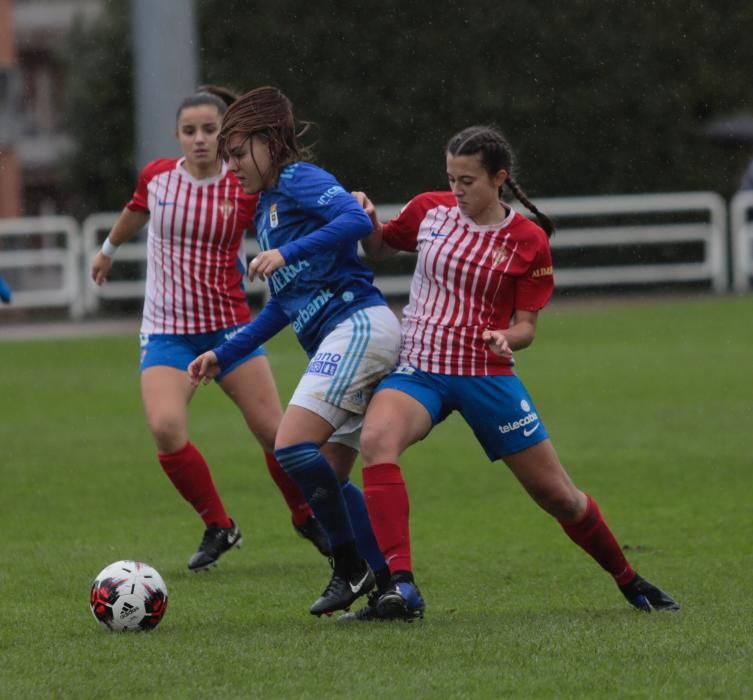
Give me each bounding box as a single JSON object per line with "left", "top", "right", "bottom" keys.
{"left": 217, "top": 86, "right": 312, "bottom": 177}
{"left": 446, "top": 126, "right": 554, "bottom": 237}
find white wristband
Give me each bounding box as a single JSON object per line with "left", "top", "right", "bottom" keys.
{"left": 101, "top": 237, "right": 119, "bottom": 258}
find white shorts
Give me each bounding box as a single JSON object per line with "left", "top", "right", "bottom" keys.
{"left": 290, "top": 305, "right": 401, "bottom": 450}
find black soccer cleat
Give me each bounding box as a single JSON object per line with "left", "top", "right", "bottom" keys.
{"left": 310, "top": 561, "right": 375, "bottom": 617}
{"left": 293, "top": 515, "right": 332, "bottom": 556}
{"left": 338, "top": 589, "right": 383, "bottom": 622}
{"left": 619, "top": 574, "right": 680, "bottom": 612}
{"left": 187, "top": 520, "right": 243, "bottom": 572}
{"left": 376, "top": 581, "right": 425, "bottom": 622}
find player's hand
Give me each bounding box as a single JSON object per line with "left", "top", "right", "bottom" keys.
{"left": 91, "top": 251, "right": 114, "bottom": 286}
{"left": 248, "top": 249, "right": 285, "bottom": 282}
{"left": 188, "top": 351, "right": 220, "bottom": 386}
{"left": 352, "top": 191, "right": 380, "bottom": 231}
{"left": 482, "top": 329, "right": 513, "bottom": 359}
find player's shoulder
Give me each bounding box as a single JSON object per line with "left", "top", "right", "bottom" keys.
{"left": 139, "top": 158, "right": 179, "bottom": 182}
{"left": 278, "top": 161, "right": 351, "bottom": 208}
{"left": 396, "top": 191, "right": 456, "bottom": 222}
{"left": 406, "top": 191, "right": 456, "bottom": 212}
{"left": 507, "top": 209, "right": 549, "bottom": 243}
{"left": 279, "top": 160, "right": 335, "bottom": 186}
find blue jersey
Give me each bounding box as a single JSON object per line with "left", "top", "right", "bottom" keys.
{"left": 213, "top": 161, "right": 386, "bottom": 367}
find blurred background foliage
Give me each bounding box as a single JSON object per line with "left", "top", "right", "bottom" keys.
{"left": 63, "top": 0, "right": 753, "bottom": 215}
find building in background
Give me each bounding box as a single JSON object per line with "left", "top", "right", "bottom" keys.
{"left": 3, "top": 0, "right": 103, "bottom": 216}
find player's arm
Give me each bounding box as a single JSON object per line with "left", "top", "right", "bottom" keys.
{"left": 248, "top": 197, "right": 372, "bottom": 281}
{"left": 91, "top": 207, "right": 149, "bottom": 285}
{"left": 482, "top": 310, "right": 539, "bottom": 359}
{"left": 352, "top": 191, "right": 399, "bottom": 262}
{"left": 188, "top": 298, "right": 289, "bottom": 385}
{"left": 484, "top": 233, "right": 553, "bottom": 358}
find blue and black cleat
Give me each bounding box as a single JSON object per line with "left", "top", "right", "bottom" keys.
{"left": 620, "top": 574, "right": 680, "bottom": 612}
{"left": 376, "top": 581, "right": 425, "bottom": 622}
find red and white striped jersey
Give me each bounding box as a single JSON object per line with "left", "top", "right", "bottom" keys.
{"left": 382, "top": 191, "right": 554, "bottom": 376}
{"left": 127, "top": 158, "right": 258, "bottom": 335}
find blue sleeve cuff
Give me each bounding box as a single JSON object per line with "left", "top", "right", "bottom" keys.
{"left": 213, "top": 298, "right": 289, "bottom": 370}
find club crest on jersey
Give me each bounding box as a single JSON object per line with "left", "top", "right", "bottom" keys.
{"left": 219, "top": 199, "right": 234, "bottom": 220}
{"left": 492, "top": 245, "right": 508, "bottom": 266}
{"left": 270, "top": 203, "right": 279, "bottom": 228}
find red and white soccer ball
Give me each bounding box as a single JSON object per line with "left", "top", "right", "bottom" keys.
{"left": 90, "top": 560, "right": 168, "bottom": 632}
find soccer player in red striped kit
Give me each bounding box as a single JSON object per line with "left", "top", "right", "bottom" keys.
{"left": 344, "top": 125, "right": 679, "bottom": 620}
{"left": 91, "top": 86, "right": 330, "bottom": 570}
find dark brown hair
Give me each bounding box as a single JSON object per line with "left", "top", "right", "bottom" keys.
{"left": 217, "top": 86, "right": 312, "bottom": 177}
{"left": 446, "top": 126, "right": 555, "bottom": 237}
{"left": 175, "top": 85, "right": 237, "bottom": 122}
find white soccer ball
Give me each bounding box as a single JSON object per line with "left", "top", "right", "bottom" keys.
{"left": 89, "top": 560, "right": 169, "bottom": 632}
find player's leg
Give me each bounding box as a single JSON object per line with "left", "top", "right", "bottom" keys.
{"left": 469, "top": 375, "right": 679, "bottom": 612}
{"left": 357, "top": 378, "right": 438, "bottom": 622}
{"left": 219, "top": 352, "right": 327, "bottom": 554}
{"left": 323, "top": 433, "right": 392, "bottom": 620}
{"left": 503, "top": 441, "right": 679, "bottom": 611}
{"left": 140, "top": 334, "right": 240, "bottom": 571}
{"left": 274, "top": 403, "right": 375, "bottom": 615}
{"left": 275, "top": 306, "right": 401, "bottom": 615}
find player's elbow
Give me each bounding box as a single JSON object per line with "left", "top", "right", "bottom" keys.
{"left": 517, "top": 323, "right": 537, "bottom": 349}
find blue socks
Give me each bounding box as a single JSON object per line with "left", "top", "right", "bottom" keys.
{"left": 340, "top": 479, "right": 387, "bottom": 574}
{"left": 275, "top": 442, "right": 355, "bottom": 547}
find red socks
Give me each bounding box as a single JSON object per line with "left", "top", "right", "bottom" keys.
{"left": 362, "top": 468, "right": 634, "bottom": 588}
{"left": 158, "top": 442, "right": 232, "bottom": 529}
{"left": 264, "top": 452, "right": 314, "bottom": 527}
{"left": 363, "top": 462, "right": 412, "bottom": 574}
{"left": 560, "top": 494, "right": 636, "bottom": 586}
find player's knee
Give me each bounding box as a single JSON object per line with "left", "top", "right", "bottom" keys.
{"left": 274, "top": 441, "right": 321, "bottom": 473}
{"left": 532, "top": 485, "right": 582, "bottom": 521}
{"left": 148, "top": 414, "right": 186, "bottom": 452}
{"left": 253, "top": 426, "right": 277, "bottom": 453}
{"left": 359, "top": 422, "right": 398, "bottom": 464}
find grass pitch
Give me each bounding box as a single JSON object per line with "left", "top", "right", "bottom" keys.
{"left": 1, "top": 294, "right": 752, "bottom": 698}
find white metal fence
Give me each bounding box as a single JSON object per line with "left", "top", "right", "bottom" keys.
{"left": 536, "top": 192, "right": 727, "bottom": 292}
{"left": 730, "top": 190, "right": 753, "bottom": 293}
{"left": 0, "top": 191, "right": 743, "bottom": 321}
{"left": 0, "top": 216, "right": 83, "bottom": 317}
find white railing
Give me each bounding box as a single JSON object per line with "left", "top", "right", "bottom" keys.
{"left": 0, "top": 192, "right": 739, "bottom": 320}
{"left": 81, "top": 213, "right": 146, "bottom": 314}
{"left": 0, "top": 216, "right": 83, "bottom": 318}
{"left": 536, "top": 192, "right": 728, "bottom": 292}
{"left": 730, "top": 190, "right": 753, "bottom": 292}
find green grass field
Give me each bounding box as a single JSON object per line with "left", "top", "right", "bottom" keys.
{"left": 1, "top": 295, "right": 752, "bottom": 699}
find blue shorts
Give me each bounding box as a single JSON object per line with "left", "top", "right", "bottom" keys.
{"left": 139, "top": 326, "right": 266, "bottom": 382}
{"left": 376, "top": 364, "right": 549, "bottom": 460}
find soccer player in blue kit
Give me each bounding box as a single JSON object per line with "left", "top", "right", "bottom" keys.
{"left": 189, "top": 86, "right": 400, "bottom": 616}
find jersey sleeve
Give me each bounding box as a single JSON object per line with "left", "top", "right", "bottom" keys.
{"left": 381, "top": 194, "right": 440, "bottom": 252}
{"left": 514, "top": 228, "right": 555, "bottom": 311}
{"left": 277, "top": 164, "right": 373, "bottom": 263}
{"left": 126, "top": 159, "right": 174, "bottom": 214}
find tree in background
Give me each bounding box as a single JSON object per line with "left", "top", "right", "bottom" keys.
{"left": 64, "top": 0, "right": 753, "bottom": 216}
{"left": 63, "top": 0, "right": 134, "bottom": 218}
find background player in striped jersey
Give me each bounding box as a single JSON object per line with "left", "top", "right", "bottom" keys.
{"left": 188, "top": 86, "right": 400, "bottom": 616}
{"left": 91, "top": 86, "right": 330, "bottom": 572}
{"left": 346, "top": 125, "right": 679, "bottom": 621}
